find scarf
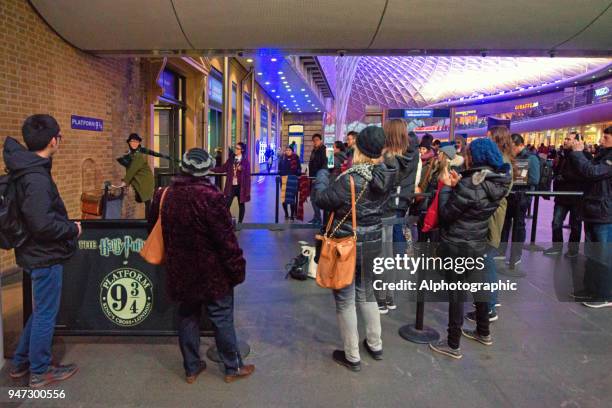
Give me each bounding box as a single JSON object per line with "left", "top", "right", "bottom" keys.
{"left": 342, "top": 163, "right": 374, "bottom": 181}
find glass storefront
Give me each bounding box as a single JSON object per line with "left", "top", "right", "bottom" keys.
{"left": 259, "top": 105, "right": 269, "bottom": 164}
{"left": 231, "top": 82, "right": 237, "bottom": 146}
{"left": 208, "top": 68, "right": 224, "bottom": 152}
{"left": 154, "top": 68, "right": 185, "bottom": 175}
{"left": 243, "top": 93, "right": 250, "bottom": 144}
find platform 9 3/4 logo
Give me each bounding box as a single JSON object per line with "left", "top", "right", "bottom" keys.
{"left": 100, "top": 268, "right": 153, "bottom": 327}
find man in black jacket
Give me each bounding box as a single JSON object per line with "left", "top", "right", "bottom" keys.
{"left": 308, "top": 134, "right": 328, "bottom": 224}
{"left": 544, "top": 132, "right": 591, "bottom": 258}
{"left": 4, "top": 114, "right": 80, "bottom": 387}
{"left": 569, "top": 126, "right": 612, "bottom": 308}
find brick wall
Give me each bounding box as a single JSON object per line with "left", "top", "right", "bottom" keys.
{"left": 281, "top": 113, "right": 324, "bottom": 168}
{"left": 0, "top": 0, "right": 147, "bottom": 273}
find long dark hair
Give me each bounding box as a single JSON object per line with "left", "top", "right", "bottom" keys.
{"left": 489, "top": 126, "right": 516, "bottom": 177}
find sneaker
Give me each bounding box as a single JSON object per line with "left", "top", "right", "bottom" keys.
{"left": 9, "top": 362, "right": 29, "bottom": 379}
{"left": 332, "top": 350, "right": 361, "bottom": 371}
{"left": 386, "top": 299, "right": 397, "bottom": 310}
{"left": 465, "top": 310, "right": 498, "bottom": 322}
{"left": 543, "top": 247, "right": 561, "bottom": 256}
{"left": 224, "top": 364, "right": 255, "bottom": 383}
{"left": 582, "top": 301, "right": 612, "bottom": 309}
{"left": 462, "top": 329, "right": 493, "bottom": 346}
{"left": 429, "top": 340, "right": 462, "bottom": 359}
{"left": 362, "top": 339, "right": 383, "bottom": 361}
{"left": 564, "top": 251, "right": 579, "bottom": 259}
{"left": 29, "top": 364, "right": 78, "bottom": 388}
{"left": 185, "top": 360, "right": 207, "bottom": 384}
{"left": 377, "top": 302, "right": 389, "bottom": 315}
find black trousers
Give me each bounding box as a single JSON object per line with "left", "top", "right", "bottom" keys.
{"left": 144, "top": 200, "right": 151, "bottom": 220}
{"left": 226, "top": 185, "right": 245, "bottom": 223}
{"left": 499, "top": 193, "right": 529, "bottom": 262}
{"left": 282, "top": 202, "right": 297, "bottom": 218}
{"left": 552, "top": 201, "right": 582, "bottom": 252}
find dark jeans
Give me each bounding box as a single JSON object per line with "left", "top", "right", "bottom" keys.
{"left": 178, "top": 291, "right": 243, "bottom": 376}
{"left": 392, "top": 209, "right": 407, "bottom": 243}
{"left": 13, "top": 265, "right": 63, "bottom": 374}
{"left": 144, "top": 200, "right": 151, "bottom": 220}
{"left": 282, "top": 202, "right": 297, "bottom": 218}
{"left": 499, "top": 193, "right": 529, "bottom": 262}
{"left": 583, "top": 223, "right": 612, "bottom": 301}
{"left": 227, "top": 185, "right": 245, "bottom": 223}
{"left": 552, "top": 202, "right": 582, "bottom": 251}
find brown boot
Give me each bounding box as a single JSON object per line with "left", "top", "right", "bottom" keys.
{"left": 186, "top": 360, "right": 207, "bottom": 384}
{"left": 224, "top": 364, "right": 255, "bottom": 383}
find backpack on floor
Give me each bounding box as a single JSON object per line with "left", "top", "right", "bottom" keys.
{"left": 285, "top": 253, "right": 309, "bottom": 281}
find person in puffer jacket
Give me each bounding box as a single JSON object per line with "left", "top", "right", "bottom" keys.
{"left": 429, "top": 138, "right": 511, "bottom": 360}
{"left": 314, "top": 126, "right": 394, "bottom": 372}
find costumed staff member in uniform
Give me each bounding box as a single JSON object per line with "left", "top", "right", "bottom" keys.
{"left": 119, "top": 133, "right": 155, "bottom": 218}
{"left": 211, "top": 142, "right": 251, "bottom": 223}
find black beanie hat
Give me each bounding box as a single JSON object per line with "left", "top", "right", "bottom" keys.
{"left": 356, "top": 126, "right": 386, "bottom": 158}
{"left": 22, "top": 114, "right": 60, "bottom": 151}
{"left": 126, "top": 133, "right": 142, "bottom": 143}
{"left": 419, "top": 133, "right": 433, "bottom": 150}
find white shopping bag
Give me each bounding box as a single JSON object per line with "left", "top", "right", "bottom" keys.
{"left": 299, "top": 241, "right": 317, "bottom": 279}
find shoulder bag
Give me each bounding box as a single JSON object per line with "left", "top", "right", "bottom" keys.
{"left": 315, "top": 176, "right": 366, "bottom": 290}
{"left": 140, "top": 187, "right": 169, "bottom": 265}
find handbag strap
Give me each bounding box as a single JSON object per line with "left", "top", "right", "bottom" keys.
{"left": 158, "top": 187, "right": 169, "bottom": 218}
{"left": 327, "top": 175, "right": 366, "bottom": 239}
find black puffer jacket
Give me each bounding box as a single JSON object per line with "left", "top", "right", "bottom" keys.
{"left": 315, "top": 164, "right": 395, "bottom": 242}
{"left": 569, "top": 147, "right": 612, "bottom": 224}
{"left": 3, "top": 137, "right": 79, "bottom": 269}
{"left": 383, "top": 152, "right": 418, "bottom": 216}
{"left": 438, "top": 165, "right": 512, "bottom": 253}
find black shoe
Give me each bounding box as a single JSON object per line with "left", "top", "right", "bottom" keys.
{"left": 564, "top": 251, "right": 579, "bottom": 259}
{"left": 462, "top": 329, "right": 493, "bottom": 346}
{"left": 362, "top": 339, "right": 383, "bottom": 360}
{"left": 429, "top": 340, "right": 462, "bottom": 359}
{"left": 9, "top": 362, "right": 29, "bottom": 379}
{"left": 386, "top": 299, "right": 397, "bottom": 310}
{"left": 465, "top": 310, "right": 498, "bottom": 322}
{"left": 543, "top": 246, "right": 561, "bottom": 256}
{"left": 332, "top": 350, "right": 361, "bottom": 372}
{"left": 570, "top": 290, "right": 596, "bottom": 301}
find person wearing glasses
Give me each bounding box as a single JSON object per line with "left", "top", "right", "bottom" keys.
{"left": 211, "top": 142, "right": 251, "bottom": 223}
{"left": 4, "top": 114, "right": 81, "bottom": 387}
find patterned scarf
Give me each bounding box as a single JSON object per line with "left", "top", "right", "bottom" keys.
{"left": 343, "top": 163, "right": 374, "bottom": 181}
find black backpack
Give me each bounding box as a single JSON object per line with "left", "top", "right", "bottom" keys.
{"left": 285, "top": 253, "right": 309, "bottom": 281}
{"left": 538, "top": 157, "right": 554, "bottom": 191}
{"left": 0, "top": 168, "right": 43, "bottom": 249}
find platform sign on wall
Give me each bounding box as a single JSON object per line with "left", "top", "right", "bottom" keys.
{"left": 71, "top": 115, "right": 103, "bottom": 132}
{"left": 54, "top": 221, "right": 212, "bottom": 335}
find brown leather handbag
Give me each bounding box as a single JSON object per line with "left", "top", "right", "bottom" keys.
{"left": 140, "top": 188, "right": 168, "bottom": 265}
{"left": 315, "top": 176, "right": 366, "bottom": 290}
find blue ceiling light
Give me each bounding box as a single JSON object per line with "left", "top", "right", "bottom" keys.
{"left": 265, "top": 81, "right": 270, "bottom": 85}
{"left": 271, "top": 89, "right": 275, "bottom": 92}
{"left": 270, "top": 57, "right": 277, "bottom": 62}
{"left": 278, "top": 71, "right": 283, "bottom": 75}
{"left": 301, "top": 88, "right": 305, "bottom": 91}
{"left": 257, "top": 72, "right": 262, "bottom": 76}
{"left": 290, "top": 95, "right": 294, "bottom": 98}
{"left": 276, "top": 95, "right": 280, "bottom": 98}
{"left": 280, "top": 76, "right": 286, "bottom": 80}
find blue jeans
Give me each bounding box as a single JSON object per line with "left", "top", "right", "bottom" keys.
{"left": 484, "top": 246, "right": 498, "bottom": 312}
{"left": 310, "top": 189, "right": 322, "bottom": 223}
{"left": 178, "top": 291, "right": 243, "bottom": 375}
{"left": 583, "top": 223, "right": 612, "bottom": 300}
{"left": 13, "top": 264, "right": 63, "bottom": 374}
{"left": 392, "top": 210, "right": 407, "bottom": 243}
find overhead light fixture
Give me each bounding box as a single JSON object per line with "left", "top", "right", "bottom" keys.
{"left": 278, "top": 71, "right": 283, "bottom": 75}
{"left": 265, "top": 81, "right": 270, "bottom": 85}
{"left": 280, "top": 76, "right": 286, "bottom": 80}
{"left": 307, "top": 100, "right": 311, "bottom": 103}
{"left": 290, "top": 95, "right": 294, "bottom": 98}
{"left": 257, "top": 72, "right": 262, "bottom": 76}
{"left": 305, "top": 94, "right": 309, "bottom": 97}
{"left": 271, "top": 89, "right": 275, "bottom": 92}
{"left": 271, "top": 57, "right": 277, "bottom": 62}
{"left": 276, "top": 95, "right": 280, "bottom": 98}
{"left": 246, "top": 58, "right": 253, "bottom": 63}
{"left": 301, "top": 88, "right": 305, "bottom": 92}
{"left": 283, "top": 81, "right": 288, "bottom": 84}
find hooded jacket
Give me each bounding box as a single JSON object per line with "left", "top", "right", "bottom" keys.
{"left": 438, "top": 165, "right": 512, "bottom": 253}
{"left": 383, "top": 151, "right": 418, "bottom": 216}
{"left": 569, "top": 147, "right": 612, "bottom": 224}
{"left": 3, "top": 137, "right": 79, "bottom": 269}
{"left": 314, "top": 164, "right": 395, "bottom": 242}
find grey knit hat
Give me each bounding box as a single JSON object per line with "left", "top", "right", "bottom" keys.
{"left": 180, "top": 148, "right": 214, "bottom": 177}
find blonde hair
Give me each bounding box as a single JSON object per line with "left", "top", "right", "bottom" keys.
{"left": 383, "top": 119, "right": 409, "bottom": 156}
{"left": 353, "top": 145, "right": 381, "bottom": 165}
